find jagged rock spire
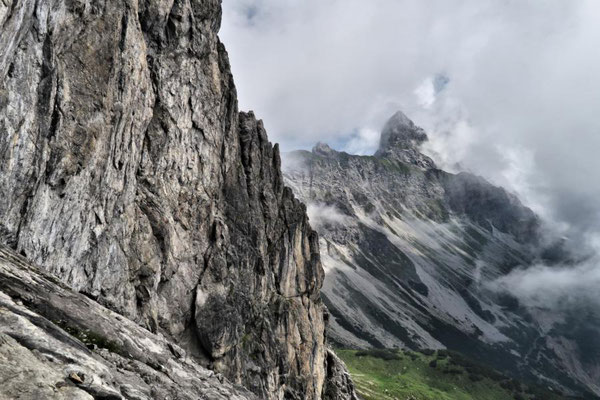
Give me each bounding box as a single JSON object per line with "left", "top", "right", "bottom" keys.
{"left": 306, "top": 111, "right": 436, "bottom": 170}
{"left": 375, "top": 111, "right": 436, "bottom": 169}
{"left": 378, "top": 111, "right": 427, "bottom": 151}
{"left": 313, "top": 142, "right": 336, "bottom": 156}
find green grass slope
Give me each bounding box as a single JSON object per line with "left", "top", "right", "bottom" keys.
{"left": 337, "top": 349, "right": 567, "bottom": 400}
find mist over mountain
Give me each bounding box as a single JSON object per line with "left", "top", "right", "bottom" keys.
{"left": 1, "top": 1, "right": 597, "bottom": 399}
{"left": 221, "top": 7, "right": 600, "bottom": 396}
{"left": 283, "top": 111, "right": 600, "bottom": 398}
{"left": 221, "top": 1, "right": 600, "bottom": 302}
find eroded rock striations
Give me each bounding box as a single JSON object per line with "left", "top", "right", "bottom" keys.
{"left": 0, "top": 1, "right": 354, "bottom": 399}
{"left": 0, "top": 245, "right": 256, "bottom": 400}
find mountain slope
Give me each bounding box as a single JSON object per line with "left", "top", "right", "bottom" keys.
{"left": 0, "top": 244, "right": 255, "bottom": 400}
{"left": 337, "top": 349, "right": 567, "bottom": 400}
{"left": 283, "top": 111, "right": 599, "bottom": 398}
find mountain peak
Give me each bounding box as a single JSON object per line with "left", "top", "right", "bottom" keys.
{"left": 384, "top": 110, "right": 414, "bottom": 129}
{"left": 375, "top": 111, "right": 435, "bottom": 169}
{"left": 378, "top": 111, "right": 428, "bottom": 152}
{"left": 313, "top": 142, "right": 336, "bottom": 156}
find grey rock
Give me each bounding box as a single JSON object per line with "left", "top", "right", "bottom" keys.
{"left": 441, "top": 171, "right": 539, "bottom": 243}
{"left": 0, "top": 244, "right": 256, "bottom": 400}
{"left": 323, "top": 350, "right": 359, "bottom": 400}
{"left": 375, "top": 111, "right": 436, "bottom": 169}
{"left": 0, "top": 0, "right": 356, "bottom": 398}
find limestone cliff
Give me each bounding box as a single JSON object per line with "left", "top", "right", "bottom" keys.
{"left": 0, "top": 0, "right": 353, "bottom": 398}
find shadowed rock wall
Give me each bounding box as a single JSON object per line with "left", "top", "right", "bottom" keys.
{"left": 0, "top": 1, "right": 346, "bottom": 398}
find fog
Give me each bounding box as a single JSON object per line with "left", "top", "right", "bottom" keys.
{"left": 221, "top": 0, "right": 600, "bottom": 308}
{"left": 306, "top": 203, "right": 352, "bottom": 231}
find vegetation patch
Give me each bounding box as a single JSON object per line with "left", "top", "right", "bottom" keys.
{"left": 336, "top": 348, "right": 568, "bottom": 400}
{"left": 356, "top": 348, "right": 401, "bottom": 361}
{"left": 55, "top": 320, "right": 124, "bottom": 356}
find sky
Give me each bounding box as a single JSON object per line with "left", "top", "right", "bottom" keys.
{"left": 220, "top": 1, "right": 600, "bottom": 307}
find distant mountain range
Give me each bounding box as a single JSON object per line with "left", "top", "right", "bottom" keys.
{"left": 283, "top": 111, "right": 600, "bottom": 399}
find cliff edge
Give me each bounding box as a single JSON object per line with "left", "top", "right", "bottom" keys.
{"left": 0, "top": 0, "right": 355, "bottom": 398}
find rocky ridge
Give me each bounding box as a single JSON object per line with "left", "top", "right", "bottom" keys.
{"left": 283, "top": 111, "right": 599, "bottom": 398}
{"left": 0, "top": 0, "right": 355, "bottom": 399}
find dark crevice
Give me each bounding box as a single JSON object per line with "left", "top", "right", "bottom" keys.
{"left": 118, "top": 8, "right": 128, "bottom": 52}
{"left": 183, "top": 284, "right": 214, "bottom": 364}
{"left": 1, "top": 0, "right": 18, "bottom": 30}
{"left": 164, "top": 0, "right": 181, "bottom": 49}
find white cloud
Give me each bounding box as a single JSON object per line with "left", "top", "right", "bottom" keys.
{"left": 415, "top": 77, "right": 436, "bottom": 110}
{"left": 306, "top": 203, "right": 351, "bottom": 231}
{"left": 343, "top": 128, "right": 380, "bottom": 155}
{"left": 221, "top": 0, "right": 600, "bottom": 238}
{"left": 488, "top": 257, "right": 600, "bottom": 310}
{"left": 221, "top": 0, "right": 600, "bottom": 309}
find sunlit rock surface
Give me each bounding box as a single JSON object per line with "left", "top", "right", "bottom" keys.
{"left": 0, "top": 1, "right": 356, "bottom": 398}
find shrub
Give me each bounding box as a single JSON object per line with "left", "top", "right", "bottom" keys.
{"left": 429, "top": 360, "right": 437, "bottom": 368}
{"left": 445, "top": 351, "right": 505, "bottom": 381}
{"left": 355, "top": 349, "right": 400, "bottom": 361}
{"left": 443, "top": 368, "right": 463, "bottom": 375}
{"left": 421, "top": 349, "right": 435, "bottom": 356}
{"left": 500, "top": 379, "right": 521, "bottom": 392}
{"left": 436, "top": 349, "right": 449, "bottom": 358}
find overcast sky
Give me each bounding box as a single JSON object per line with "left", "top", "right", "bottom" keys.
{"left": 220, "top": 0, "right": 600, "bottom": 247}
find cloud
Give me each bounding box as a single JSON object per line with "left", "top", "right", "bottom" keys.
{"left": 414, "top": 74, "right": 449, "bottom": 109}
{"left": 342, "top": 128, "right": 380, "bottom": 155}
{"left": 221, "top": 1, "right": 600, "bottom": 307}
{"left": 222, "top": 0, "right": 600, "bottom": 237}
{"left": 415, "top": 78, "right": 437, "bottom": 110}
{"left": 306, "top": 203, "right": 352, "bottom": 231}
{"left": 488, "top": 256, "right": 600, "bottom": 310}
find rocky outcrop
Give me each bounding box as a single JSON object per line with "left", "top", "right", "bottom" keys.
{"left": 0, "top": 244, "right": 256, "bottom": 400}
{"left": 323, "top": 350, "right": 359, "bottom": 400}
{"left": 375, "top": 111, "right": 436, "bottom": 170}
{"left": 0, "top": 1, "right": 355, "bottom": 399}
{"left": 283, "top": 111, "right": 598, "bottom": 397}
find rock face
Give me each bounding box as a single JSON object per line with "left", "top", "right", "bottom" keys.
{"left": 283, "top": 111, "right": 600, "bottom": 398}
{"left": 0, "top": 1, "right": 357, "bottom": 399}
{"left": 375, "top": 111, "right": 435, "bottom": 170}
{"left": 322, "top": 350, "right": 359, "bottom": 400}
{"left": 0, "top": 244, "right": 256, "bottom": 400}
